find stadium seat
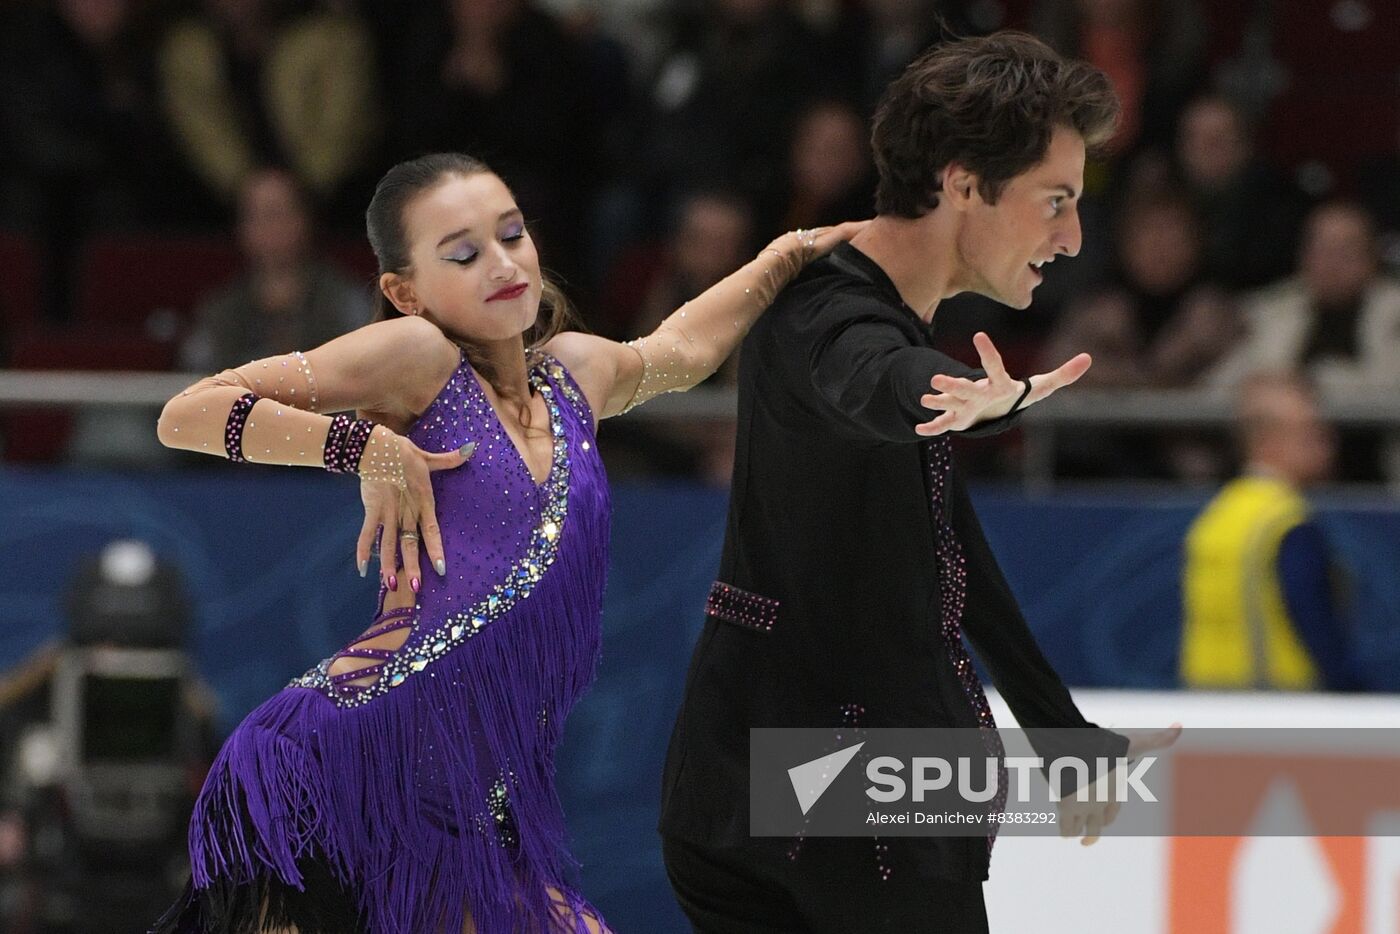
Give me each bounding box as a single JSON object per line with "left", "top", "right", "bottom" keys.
{"left": 0, "top": 230, "right": 45, "bottom": 349}
{"left": 1260, "top": 0, "right": 1399, "bottom": 177}
{"left": 596, "top": 243, "right": 668, "bottom": 338}
{"left": 72, "top": 233, "right": 240, "bottom": 340}
{"left": 0, "top": 328, "right": 175, "bottom": 463}
{"left": 325, "top": 237, "right": 379, "bottom": 287}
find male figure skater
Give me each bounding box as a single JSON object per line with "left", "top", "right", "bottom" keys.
{"left": 659, "top": 32, "right": 1179, "bottom": 932}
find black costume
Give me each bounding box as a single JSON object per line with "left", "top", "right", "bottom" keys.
{"left": 659, "top": 243, "right": 1128, "bottom": 932}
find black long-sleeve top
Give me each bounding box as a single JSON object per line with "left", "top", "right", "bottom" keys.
{"left": 658, "top": 243, "right": 1128, "bottom": 881}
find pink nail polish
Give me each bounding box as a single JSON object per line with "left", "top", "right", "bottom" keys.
{"left": 411, "top": 577, "right": 421, "bottom": 594}
{"left": 388, "top": 574, "right": 398, "bottom": 592}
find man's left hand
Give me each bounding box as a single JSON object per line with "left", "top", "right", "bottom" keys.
{"left": 1059, "top": 723, "right": 1183, "bottom": 846}
{"left": 916, "top": 332, "right": 1092, "bottom": 436}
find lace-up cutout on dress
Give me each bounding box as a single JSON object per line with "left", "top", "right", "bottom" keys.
{"left": 326, "top": 606, "right": 416, "bottom": 691}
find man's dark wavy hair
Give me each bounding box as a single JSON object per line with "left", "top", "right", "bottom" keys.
{"left": 872, "top": 31, "right": 1120, "bottom": 218}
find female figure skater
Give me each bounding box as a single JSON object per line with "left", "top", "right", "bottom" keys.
{"left": 153, "top": 151, "right": 862, "bottom": 933}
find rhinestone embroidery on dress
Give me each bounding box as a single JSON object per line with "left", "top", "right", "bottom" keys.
{"left": 290, "top": 356, "right": 584, "bottom": 708}
{"left": 482, "top": 774, "right": 520, "bottom": 849}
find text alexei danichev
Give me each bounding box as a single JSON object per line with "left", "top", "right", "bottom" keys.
{"left": 865, "top": 810, "right": 1060, "bottom": 825}
{"left": 866, "top": 811, "right": 986, "bottom": 825}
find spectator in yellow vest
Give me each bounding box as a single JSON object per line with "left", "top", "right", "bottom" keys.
{"left": 1180, "top": 372, "right": 1359, "bottom": 690}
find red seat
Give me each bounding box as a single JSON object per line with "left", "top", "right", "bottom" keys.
{"left": 0, "top": 231, "right": 45, "bottom": 346}
{"left": 1200, "top": 4, "right": 1253, "bottom": 68}
{"left": 73, "top": 233, "right": 241, "bottom": 339}
{"left": 597, "top": 243, "right": 668, "bottom": 338}
{"left": 9, "top": 329, "right": 174, "bottom": 371}
{"left": 1, "top": 328, "right": 175, "bottom": 462}
{"left": 1261, "top": 1, "right": 1399, "bottom": 177}
{"left": 1270, "top": 0, "right": 1397, "bottom": 72}
{"left": 325, "top": 237, "right": 380, "bottom": 286}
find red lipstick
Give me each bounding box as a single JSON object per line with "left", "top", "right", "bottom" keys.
{"left": 487, "top": 282, "right": 528, "bottom": 302}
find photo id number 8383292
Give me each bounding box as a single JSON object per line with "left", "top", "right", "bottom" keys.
{"left": 990, "top": 812, "right": 1057, "bottom": 824}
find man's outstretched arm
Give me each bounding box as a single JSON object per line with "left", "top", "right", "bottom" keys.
{"left": 806, "top": 304, "right": 1088, "bottom": 442}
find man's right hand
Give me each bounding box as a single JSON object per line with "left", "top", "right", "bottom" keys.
{"left": 916, "top": 331, "right": 1092, "bottom": 435}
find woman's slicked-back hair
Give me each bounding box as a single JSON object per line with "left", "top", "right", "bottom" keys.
{"left": 871, "top": 31, "right": 1120, "bottom": 218}
{"left": 365, "top": 153, "right": 581, "bottom": 375}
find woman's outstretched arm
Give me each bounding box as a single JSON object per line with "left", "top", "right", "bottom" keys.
{"left": 545, "top": 223, "right": 868, "bottom": 421}
{"left": 158, "top": 315, "right": 470, "bottom": 580}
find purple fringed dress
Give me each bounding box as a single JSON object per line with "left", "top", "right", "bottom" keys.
{"left": 154, "top": 350, "right": 611, "bottom": 934}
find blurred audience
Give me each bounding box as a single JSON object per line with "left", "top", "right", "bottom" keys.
{"left": 1206, "top": 201, "right": 1400, "bottom": 484}
{"left": 629, "top": 192, "right": 756, "bottom": 346}
{"left": 157, "top": 0, "right": 382, "bottom": 227}
{"left": 0, "top": 0, "right": 189, "bottom": 320}
{"left": 395, "top": 0, "right": 601, "bottom": 287}
{"left": 767, "top": 99, "right": 875, "bottom": 234}
{"left": 1037, "top": 193, "right": 1241, "bottom": 480}
{"left": 1180, "top": 372, "right": 1359, "bottom": 691}
{"left": 828, "top": 0, "right": 964, "bottom": 117}
{"left": 0, "top": 1, "right": 1396, "bottom": 483}
{"left": 1163, "top": 94, "right": 1308, "bottom": 290}
{"left": 178, "top": 169, "right": 371, "bottom": 373}
{"left": 1207, "top": 201, "right": 1400, "bottom": 396}
{"left": 1041, "top": 193, "right": 1237, "bottom": 389}
{"left": 1031, "top": 0, "right": 1208, "bottom": 159}
{"left": 601, "top": 191, "right": 756, "bottom": 484}
{"left": 0, "top": 0, "right": 175, "bottom": 230}
{"left": 640, "top": 0, "right": 826, "bottom": 222}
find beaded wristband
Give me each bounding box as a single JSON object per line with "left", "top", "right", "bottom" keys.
{"left": 323, "top": 413, "right": 354, "bottom": 472}
{"left": 224, "top": 393, "right": 260, "bottom": 463}
{"left": 325, "top": 417, "right": 405, "bottom": 487}
{"left": 324, "top": 414, "right": 377, "bottom": 475}
{"left": 342, "top": 418, "right": 376, "bottom": 472}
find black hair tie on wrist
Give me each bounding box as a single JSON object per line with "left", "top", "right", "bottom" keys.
{"left": 1008, "top": 377, "right": 1034, "bottom": 415}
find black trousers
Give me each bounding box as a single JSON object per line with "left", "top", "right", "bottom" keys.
{"left": 662, "top": 835, "right": 989, "bottom": 934}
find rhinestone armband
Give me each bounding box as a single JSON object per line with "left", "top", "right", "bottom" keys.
{"left": 706, "top": 581, "right": 780, "bottom": 632}
{"left": 223, "top": 393, "right": 260, "bottom": 463}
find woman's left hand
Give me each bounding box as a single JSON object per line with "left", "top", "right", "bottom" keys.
{"left": 765, "top": 221, "right": 871, "bottom": 268}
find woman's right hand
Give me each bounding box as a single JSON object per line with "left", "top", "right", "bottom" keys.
{"left": 356, "top": 434, "right": 475, "bottom": 594}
